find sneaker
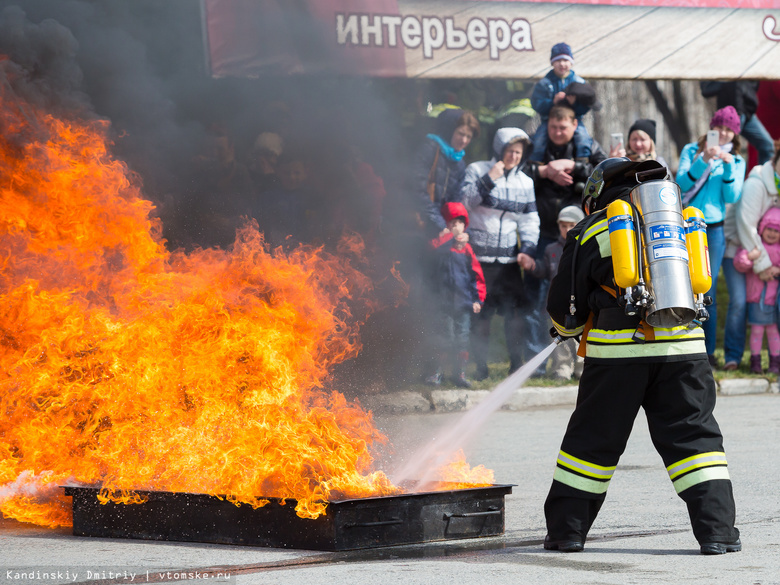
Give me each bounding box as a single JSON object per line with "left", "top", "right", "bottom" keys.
{"left": 543, "top": 534, "right": 584, "bottom": 552}
{"left": 424, "top": 372, "right": 442, "bottom": 386}
{"left": 453, "top": 372, "right": 472, "bottom": 389}
{"left": 722, "top": 361, "right": 738, "bottom": 371}
{"left": 700, "top": 538, "right": 742, "bottom": 555}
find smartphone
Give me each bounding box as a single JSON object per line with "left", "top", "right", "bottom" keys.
{"left": 610, "top": 133, "right": 624, "bottom": 151}
{"left": 706, "top": 129, "right": 719, "bottom": 148}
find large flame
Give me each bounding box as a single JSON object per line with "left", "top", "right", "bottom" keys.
{"left": 0, "top": 59, "right": 491, "bottom": 529}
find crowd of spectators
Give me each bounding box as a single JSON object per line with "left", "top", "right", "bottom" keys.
{"left": 176, "top": 44, "right": 780, "bottom": 388}
{"left": 172, "top": 100, "right": 387, "bottom": 255}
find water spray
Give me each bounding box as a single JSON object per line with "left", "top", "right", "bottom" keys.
{"left": 392, "top": 336, "right": 566, "bottom": 490}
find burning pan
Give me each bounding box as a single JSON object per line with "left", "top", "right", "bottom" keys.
{"left": 63, "top": 484, "right": 513, "bottom": 551}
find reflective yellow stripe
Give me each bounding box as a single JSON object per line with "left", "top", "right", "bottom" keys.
{"left": 553, "top": 467, "right": 610, "bottom": 494}
{"left": 558, "top": 451, "right": 616, "bottom": 480}
{"left": 587, "top": 329, "right": 639, "bottom": 344}
{"left": 587, "top": 327, "right": 703, "bottom": 345}
{"left": 596, "top": 230, "right": 611, "bottom": 258}
{"left": 551, "top": 318, "right": 584, "bottom": 338}
{"left": 653, "top": 328, "right": 705, "bottom": 342}
{"left": 585, "top": 338, "right": 706, "bottom": 358}
{"left": 579, "top": 219, "right": 607, "bottom": 245}
{"left": 672, "top": 466, "right": 730, "bottom": 494}
{"left": 667, "top": 451, "right": 728, "bottom": 480}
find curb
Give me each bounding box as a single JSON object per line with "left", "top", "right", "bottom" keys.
{"left": 363, "top": 379, "right": 778, "bottom": 415}
{"left": 363, "top": 384, "right": 579, "bottom": 415}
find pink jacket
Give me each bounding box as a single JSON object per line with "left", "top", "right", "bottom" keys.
{"left": 733, "top": 208, "right": 780, "bottom": 305}
{"left": 734, "top": 247, "right": 780, "bottom": 305}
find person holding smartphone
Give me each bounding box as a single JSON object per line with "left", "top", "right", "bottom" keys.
{"left": 608, "top": 119, "right": 668, "bottom": 169}
{"left": 676, "top": 106, "right": 747, "bottom": 368}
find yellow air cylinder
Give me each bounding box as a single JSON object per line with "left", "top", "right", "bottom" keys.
{"left": 607, "top": 199, "right": 640, "bottom": 289}
{"left": 683, "top": 206, "right": 712, "bottom": 294}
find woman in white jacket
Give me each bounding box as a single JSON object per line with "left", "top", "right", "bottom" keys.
{"left": 459, "top": 127, "right": 540, "bottom": 379}
{"left": 723, "top": 149, "right": 780, "bottom": 370}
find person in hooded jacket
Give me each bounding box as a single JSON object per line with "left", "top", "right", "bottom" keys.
{"left": 460, "top": 127, "right": 540, "bottom": 379}
{"left": 411, "top": 108, "right": 481, "bottom": 238}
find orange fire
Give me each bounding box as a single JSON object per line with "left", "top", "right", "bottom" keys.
{"left": 0, "top": 59, "right": 491, "bottom": 529}
{"left": 429, "top": 450, "right": 494, "bottom": 491}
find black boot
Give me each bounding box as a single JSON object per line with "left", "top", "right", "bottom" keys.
{"left": 544, "top": 534, "right": 584, "bottom": 552}
{"left": 769, "top": 355, "right": 780, "bottom": 374}
{"left": 700, "top": 538, "right": 742, "bottom": 555}
{"left": 473, "top": 364, "right": 488, "bottom": 381}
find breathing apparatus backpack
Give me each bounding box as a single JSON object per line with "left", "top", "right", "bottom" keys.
{"left": 582, "top": 158, "right": 712, "bottom": 329}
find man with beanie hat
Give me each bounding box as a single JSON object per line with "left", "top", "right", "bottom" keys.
{"left": 530, "top": 42, "right": 598, "bottom": 162}
{"left": 701, "top": 80, "right": 775, "bottom": 164}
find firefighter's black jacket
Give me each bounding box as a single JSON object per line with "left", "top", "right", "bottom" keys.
{"left": 547, "top": 208, "right": 707, "bottom": 363}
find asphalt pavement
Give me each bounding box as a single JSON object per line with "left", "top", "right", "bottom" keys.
{"left": 1, "top": 391, "right": 778, "bottom": 585}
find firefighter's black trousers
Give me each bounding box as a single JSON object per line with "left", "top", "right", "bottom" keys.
{"left": 544, "top": 357, "right": 739, "bottom": 545}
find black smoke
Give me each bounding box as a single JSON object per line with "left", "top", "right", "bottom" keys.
{"left": 0, "top": 0, "right": 438, "bottom": 393}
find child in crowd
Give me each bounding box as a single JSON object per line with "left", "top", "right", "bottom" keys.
{"left": 733, "top": 206, "right": 780, "bottom": 374}
{"left": 529, "top": 42, "right": 598, "bottom": 162}
{"left": 531, "top": 205, "right": 585, "bottom": 380}
{"left": 426, "top": 202, "right": 487, "bottom": 388}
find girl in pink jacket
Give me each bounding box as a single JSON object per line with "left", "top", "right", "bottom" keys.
{"left": 734, "top": 206, "right": 780, "bottom": 373}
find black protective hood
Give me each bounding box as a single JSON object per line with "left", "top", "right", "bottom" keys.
{"left": 583, "top": 158, "right": 668, "bottom": 214}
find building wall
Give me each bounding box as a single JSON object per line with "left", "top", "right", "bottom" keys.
{"left": 587, "top": 80, "right": 713, "bottom": 174}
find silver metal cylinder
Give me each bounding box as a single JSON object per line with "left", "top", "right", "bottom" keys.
{"left": 630, "top": 180, "right": 696, "bottom": 328}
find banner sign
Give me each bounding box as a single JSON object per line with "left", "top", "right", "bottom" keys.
{"left": 202, "top": 0, "right": 780, "bottom": 79}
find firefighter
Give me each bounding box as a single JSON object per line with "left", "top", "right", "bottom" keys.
{"left": 543, "top": 157, "right": 741, "bottom": 555}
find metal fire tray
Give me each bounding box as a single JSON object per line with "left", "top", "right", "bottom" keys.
{"left": 63, "top": 484, "right": 513, "bottom": 551}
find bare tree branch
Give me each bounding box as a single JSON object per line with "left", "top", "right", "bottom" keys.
{"left": 644, "top": 80, "right": 688, "bottom": 154}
